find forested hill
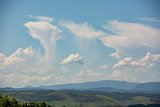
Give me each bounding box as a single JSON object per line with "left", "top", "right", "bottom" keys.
{"left": 0, "top": 90, "right": 160, "bottom": 107}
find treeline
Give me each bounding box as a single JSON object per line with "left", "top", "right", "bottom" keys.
{"left": 128, "top": 104, "right": 160, "bottom": 107}
{"left": 0, "top": 95, "right": 51, "bottom": 107}
{"left": 67, "top": 92, "right": 103, "bottom": 103}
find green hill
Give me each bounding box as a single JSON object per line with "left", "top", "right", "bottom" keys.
{"left": 0, "top": 90, "right": 160, "bottom": 107}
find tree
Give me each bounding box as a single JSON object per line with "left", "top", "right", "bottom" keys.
{"left": 11, "top": 98, "right": 19, "bottom": 107}
{"left": 40, "top": 102, "right": 47, "bottom": 107}
{"left": 0, "top": 95, "right": 51, "bottom": 107}
{"left": 1, "top": 95, "right": 11, "bottom": 107}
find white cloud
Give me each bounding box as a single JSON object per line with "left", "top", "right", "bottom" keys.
{"left": 60, "top": 21, "right": 104, "bottom": 39}
{"left": 107, "top": 52, "right": 160, "bottom": 82}
{"left": 0, "top": 16, "right": 63, "bottom": 87}
{"left": 111, "top": 70, "right": 121, "bottom": 78}
{"left": 99, "top": 64, "right": 108, "bottom": 70}
{"left": 1, "top": 17, "right": 160, "bottom": 87}
{"left": 0, "top": 71, "right": 55, "bottom": 87}
{"left": 72, "top": 70, "right": 107, "bottom": 83}
{"left": 110, "top": 51, "right": 121, "bottom": 59}
{"left": 104, "top": 52, "right": 160, "bottom": 82}
{"left": 61, "top": 54, "right": 84, "bottom": 65}
{"left": 27, "top": 15, "right": 54, "bottom": 22}
{"left": 0, "top": 59, "right": 56, "bottom": 87}
{"left": 24, "top": 21, "right": 61, "bottom": 62}
{"left": 110, "top": 52, "right": 160, "bottom": 82}
{"left": 0, "top": 47, "right": 46, "bottom": 87}
{"left": 72, "top": 69, "right": 124, "bottom": 83}
{"left": 139, "top": 17, "right": 160, "bottom": 23}
{"left": 113, "top": 52, "right": 160, "bottom": 72}
{"left": 0, "top": 54, "right": 5, "bottom": 68}
{"left": 113, "top": 57, "right": 132, "bottom": 69}
{"left": 0, "top": 46, "right": 38, "bottom": 69}
{"left": 100, "top": 20, "right": 160, "bottom": 57}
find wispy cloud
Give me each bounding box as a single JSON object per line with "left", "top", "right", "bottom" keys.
{"left": 60, "top": 21, "right": 104, "bottom": 39}
{"left": 72, "top": 70, "right": 107, "bottom": 82}
{"left": 139, "top": 17, "right": 160, "bottom": 23}
{"left": 24, "top": 21, "right": 61, "bottom": 63}
{"left": 99, "top": 64, "right": 108, "bottom": 70}
{"left": 1, "top": 16, "right": 160, "bottom": 87}
{"left": 27, "top": 15, "right": 54, "bottom": 22}
{"left": 100, "top": 20, "right": 160, "bottom": 57}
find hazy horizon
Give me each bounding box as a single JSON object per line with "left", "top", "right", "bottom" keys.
{"left": 0, "top": 0, "right": 160, "bottom": 88}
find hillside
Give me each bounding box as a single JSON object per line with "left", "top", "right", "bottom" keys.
{"left": 0, "top": 90, "right": 160, "bottom": 107}
{"left": 133, "top": 82, "right": 160, "bottom": 92}
{"left": 1, "top": 80, "right": 160, "bottom": 107}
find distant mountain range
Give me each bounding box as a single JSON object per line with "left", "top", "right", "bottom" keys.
{"left": 1, "top": 80, "right": 160, "bottom": 92}
{"left": 133, "top": 82, "right": 160, "bottom": 92}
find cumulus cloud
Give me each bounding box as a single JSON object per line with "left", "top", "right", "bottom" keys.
{"left": 0, "top": 16, "right": 63, "bottom": 87}
{"left": 108, "top": 52, "right": 160, "bottom": 82}
{"left": 27, "top": 15, "right": 54, "bottom": 22}
{"left": 113, "top": 52, "right": 160, "bottom": 72}
{"left": 110, "top": 52, "right": 160, "bottom": 82}
{"left": 24, "top": 21, "right": 61, "bottom": 62}
{"left": 60, "top": 21, "right": 104, "bottom": 39}
{"left": 2, "top": 17, "right": 160, "bottom": 87}
{"left": 61, "top": 54, "right": 84, "bottom": 65}
{"left": 0, "top": 47, "right": 45, "bottom": 87}
{"left": 0, "top": 46, "right": 38, "bottom": 69}
{"left": 0, "top": 46, "right": 58, "bottom": 87}
{"left": 100, "top": 20, "right": 160, "bottom": 57}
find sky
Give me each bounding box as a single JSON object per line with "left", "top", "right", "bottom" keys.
{"left": 0, "top": 0, "right": 160, "bottom": 88}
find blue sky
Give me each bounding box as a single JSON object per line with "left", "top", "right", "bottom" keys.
{"left": 0, "top": 0, "right": 160, "bottom": 87}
